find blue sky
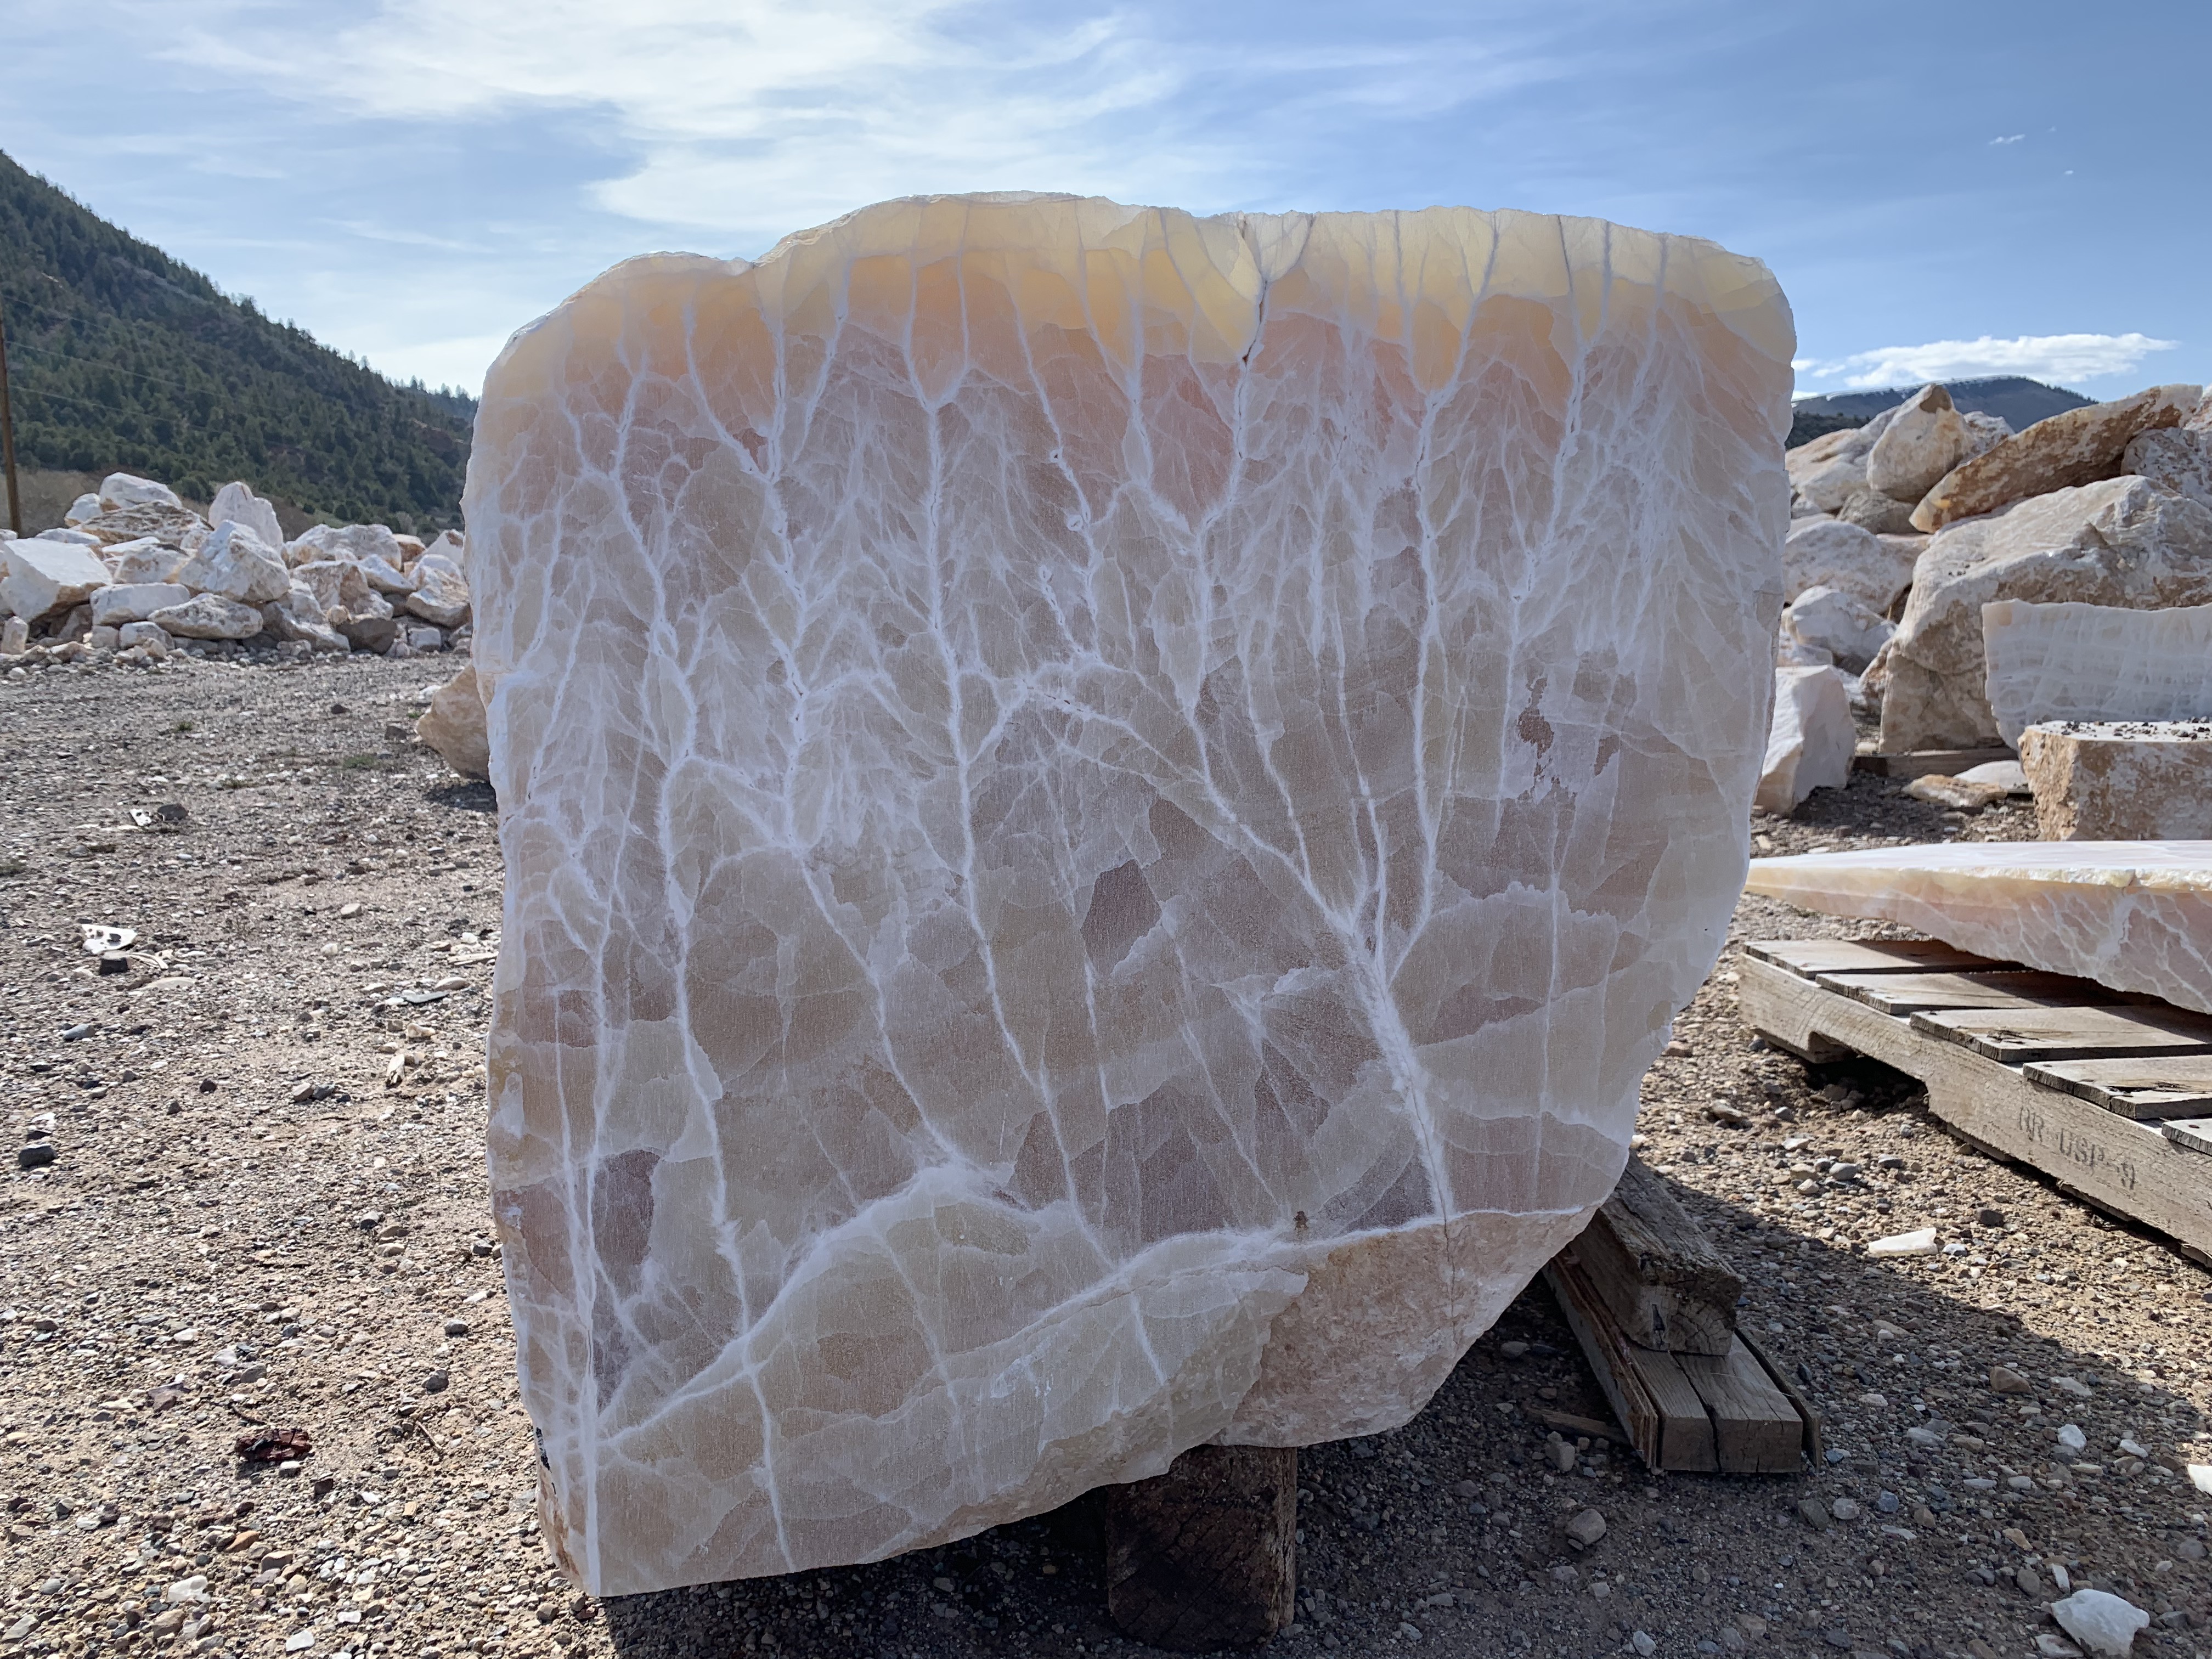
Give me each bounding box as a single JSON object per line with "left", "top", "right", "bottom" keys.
{"left": 4, "top": 0, "right": 2205, "bottom": 399}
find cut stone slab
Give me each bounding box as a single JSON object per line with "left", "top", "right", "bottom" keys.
{"left": 1758, "top": 665, "right": 1855, "bottom": 812}
{"left": 2019, "top": 721, "right": 2212, "bottom": 841}
{"left": 1745, "top": 841, "right": 2212, "bottom": 1016}
{"left": 1866, "top": 383, "right": 1966, "bottom": 503}
{"left": 1983, "top": 599, "right": 2212, "bottom": 747}
{"left": 1782, "top": 516, "right": 1918, "bottom": 611}
{"left": 1878, "top": 476, "right": 2212, "bottom": 753}
{"left": 1911, "top": 383, "right": 2202, "bottom": 532}
{"left": 464, "top": 193, "right": 1796, "bottom": 1594}
{"left": 417, "top": 663, "right": 490, "bottom": 780}
{"left": 1, "top": 537, "right": 112, "bottom": 624}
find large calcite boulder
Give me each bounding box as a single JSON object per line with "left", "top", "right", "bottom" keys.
{"left": 1746, "top": 842, "right": 2212, "bottom": 1016}
{"left": 2018, "top": 721, "right": 2212, "bottom": 840}
{"left": 466, "top": 194, "right": 1793, "bottom": 1593}
{"left": 1982, "top": 599, "right": 2212, "bottom": 746}
{"left": 1910, "top": 383, "right": 2202, "bottom": 531}
{"left": 1877, "top": 476, "right": 2212, "bottom": 753}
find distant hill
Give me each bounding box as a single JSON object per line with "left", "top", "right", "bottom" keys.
{"left": 1792, "top": 375, "right": 2094, "bottom": 431}
{"left": 0, "top": 150, "right": 473, "bottom": 533}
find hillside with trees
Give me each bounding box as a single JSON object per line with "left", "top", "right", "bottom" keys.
{"left": 0, "top": 150, "right": 474, "bottom": 533}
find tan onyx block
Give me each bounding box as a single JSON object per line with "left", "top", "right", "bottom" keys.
{"left": 465, "top": 193, "right": 1795, "bottom": 1594}
{"left": 1746, "top": 841, "right": 2212, "bottom": 1015}
{"left": 2019, "top": 721, "right": 2212, "bottom": 841}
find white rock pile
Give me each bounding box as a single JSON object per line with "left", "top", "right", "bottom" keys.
{"left": 0, "top": 472, "right": 469, "bottom": 675}
{"left": 1758, "top": 379, "right": 2212, "bottom": 811}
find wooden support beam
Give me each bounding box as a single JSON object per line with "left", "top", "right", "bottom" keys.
{"left": 1570, "top": 1154, "right": 1742, "bottom": 1355}
{"left": 1105, "top": 1444, "right": 1296, "bottom": 1650}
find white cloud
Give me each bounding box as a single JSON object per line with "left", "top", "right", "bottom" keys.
{"left": 1989, "top": 133, "right": 2024, "bottom": 145}
{"left": 1795, "top": 332, "right": 2179, "bottom": 390}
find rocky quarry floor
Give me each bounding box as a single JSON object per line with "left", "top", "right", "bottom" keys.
{"left": 3, "top": 655, "right": 2208, "bottom": 1659}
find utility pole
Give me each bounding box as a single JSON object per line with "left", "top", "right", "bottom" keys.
{"left": 0, "top": 294, "right": 20, "bottom": 535}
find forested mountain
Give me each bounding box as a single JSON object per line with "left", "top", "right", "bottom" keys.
{"left": 0, "top": 150, "right": 473, "bottom": 532}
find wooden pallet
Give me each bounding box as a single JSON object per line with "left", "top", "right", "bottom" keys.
{"left": 1739, "top": 940, "right": 2212, "bottom": 1262}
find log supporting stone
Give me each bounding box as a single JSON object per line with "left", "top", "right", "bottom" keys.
{"left": 1105, "top": 1444, "right": 1297, "bottom": 1650}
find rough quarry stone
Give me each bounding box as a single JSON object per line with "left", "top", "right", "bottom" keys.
{"left": 1782, "top": 516, "right": 1917, "bottom": 611}
{"left": 173, "top": 522, "right": 292, "bottom": 605}
{"left": 1983, "top": 599, "right": 2212, "bottom": 747}
{"left": 290, "top": 521, "right": 406, "bottom": 571}
{"left": 1782, "top": 585, "right": 1892, "bottom": 673}
{"left": 259, "top": 585, "right": 350, "bottom": 653}
{"left": 149, "top": 592, "right": 265, "bottom": 640}
{"left": 1911, "top": 382, "right": 2202, "bottom": 531}
{"left": 108, "top": 538, "right": 184, "bottom": 584}
{"left": 2, "top": 536, "right": 113, "bottom": 623}
{"left": 2125, "top": 426, "right": 2212, "bottom": 509}
{"left": 1865, "top": 383, "right": 1966, "bottom": 502}
{"left": 82, "top": 501, "right": 206, "bottom": 550}
{"left": 1757, "top": 665, "right": 1855, "bottom": 812}
{"left": 1787, "top": 408, "right": 1895, "bottom": 514}
{"left": 462, "top": 194, "right": 1795, "bottom": 1593}
{"left": 207, "top": 480, "right": 286, "bottom": 550}
{"left": 89, "top": 583, "right": 189, "bottom": 627}
{"left": 98, "top": 471, "right": 182, "bottom": 513}
{"left": 291, "top": 558, "right": 379, "bottom": 616}
{"left": 1878, "top": 476, "right": 2212, "bottom": 753}
{"left": 402, "top": 550, "right": 470, "bottom": 628}
{"left": 1745, "top": 841, "right": 2212, "bottom": 1015}
{"left": 116, "top": 620, "right": 171, "bottom": 657}
{"left": 64, "top": 492, "right": 103, "bottom": 526}
{"left": 2019, "top": 721, "right": 2212, "bottom": 841}
{"left": 417, "top": 663, "right": 490, "bottom": 780}
{"left": 1835, "top": 488, "right": 1917, "bottom": 535}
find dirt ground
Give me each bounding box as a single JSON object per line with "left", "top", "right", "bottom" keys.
{"left": 3, "top": 652, "right": 2209, "bottom": 1659}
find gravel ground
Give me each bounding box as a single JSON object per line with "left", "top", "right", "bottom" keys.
{"left": 3, "top": 654, "right": 2209, "bottom": 1659}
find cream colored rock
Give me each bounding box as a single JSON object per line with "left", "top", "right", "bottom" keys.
{"left": 2125, "top": 426, "right": 2212, "bottom": 509}
{"left": 1756, "top": 665, "right": 1855, "bottom": 811}
{"left": 64, "top": 492, "right": 103, "bottom": 527}
{"left": 1878, "top": 477, "right": 2212, "bottom": 753}
{"left": 1836, "top": 488, "right": 1918, "bottom": 535}
{"left": 259, "top": 585, "right": 351, "bottom": 653}
{"left": 1982, "top": 599, "right": 2212, "bottom": 746}
{"left": 149, "top": 592, "right": 264, "bottom": 640}
{"left": 465, "top": 194, "right": 1795, "bottom": 1594}
{"left": 291, "top": 558, "right": 379, "bottom": 616}
{"left": 1782, "top": 516, "right": 1918, "bottom": 610}
{"left": 207, "top": 481, "right": 286, "bottom": 550}
{"left": 2018, "top": 720, "right": 2212, "bottom": 840}
{"left": 1746, "top": 840, "right": 2212, "bottom": 1015}
{"left": 417, "top": 663, "right": 490, "bottom": 779}
{"left": 173, "top": 522, "right": 291, "bottom": 605}
{"left": 1, "top": 537, "right": 111, "bottom": 624}
{"left": 402, "top": 550, "right": 469, "bottom": 628}
{"left": 89, "top": 583, "right": 189, "bottom": 627}
{"left": 1783, "top": 585, "right": 1892, "bottom": 672}
{"left": 288, "top": 521, "right": 407, "bottom": 576}
{"left": 1788, "top": 408, "right": 1897, "bottom": 514}
{"left": 81, "top": 502, "right": 207, "bottom": 551}
{"left": 98, "top": 472, "right": 180, "bottom": 513}
{"left": 1959, "top": 409, "right": 2012, "bottom": 461}
{"left": 1903, "top": 773, "right": 2006, "bottom": 811}
{"left": 116, "top": 620, "right": 171, "bottom": 658}
{"left": 1866, "top": 383, "right": 1966, "bottom": 501}
{"left": 1, "top": 617, "right": 27, "bottom": 654}
{"left": 107, "top": 538, "right": 185, "bottom": 584}
{"left": 1911, "top": 383, "right": 2201, "bottom": 531}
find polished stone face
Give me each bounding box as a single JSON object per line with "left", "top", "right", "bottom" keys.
{"left": 462, "top": 194, "right": 1794, "bottom": 1594}
{"left": 1746, "top": 842, "right": 2212, "bottom": 1016}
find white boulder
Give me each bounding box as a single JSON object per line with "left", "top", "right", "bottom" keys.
{"left": 2124, "top": 426, "right": 2212, "bottom": 509}
{"left": 207, "top": 481, "right": 286, "bottom": 550}
{"left": 1983, "top": 599, "right": 2212, "bottom": 746}
{"left": 403, "top": 551, "right": 470, "bottom": 628}
{"left": 149, "top": 592, "right": 265, "bottom": 640}
{"left": 98, "top": 472, "right": 182, "bottom": 513}
{"left": 1757, "top": 665, "right": 1856, "bottom": 812}
{"left": 64, "top": 493, "right": 104, "bottom": 526}
{"left": 259, "top": 585, "right": 351, "bottom": 654}
{"left": 1, "top": 537, "right": 112, "bottom": 624}
{"left": 2051, "top": 1588, "right": 2149, "bottom": 1657}
{"left": 117, "top": 621, "right": 173, "bottom": 658}
{"left": 1787, "top": 407, "right": 1898, "bottom": 514}
{"left": 416, "top": 662, "right": 490, "bottom": 780}
{"left": 1783, "top": 516, "right": 1918, "bottom": 611}
{"left": 1865, "top": 383, "right": 1966, "bottom": 503}
{"left": 174, "top": 522, "right": 292, "bottom": 606}
{"left": 90, "top": 583, "right": 189, "bottom": 627}
{"left": 108, "top": 538, "right": 185, "bottom": 584}
{"left": 1783, "top": 585, "right": 1893, "bottom": 673}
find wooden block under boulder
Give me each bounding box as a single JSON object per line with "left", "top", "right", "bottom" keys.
{"left": 1105, "top": 1444, "right": 1297, "bottom": 1650}
{"left": 1545, "top": 1252, "right": 1717, "bottom": 1472}
{"left": 1678, "top": 1339, "right": 1804, "bottom": 1474}
{"left": 1850, "top": 747, "right": 2015, "bottom": 780}
{"left": 1570, "top": 1154, "right": 1742, "bottom": 1355}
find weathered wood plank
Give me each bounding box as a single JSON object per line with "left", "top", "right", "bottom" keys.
{"left": 1678, "top": 1338, "right": 1804, "bottom": 1474}
{"left": 1910, "top": 1003, "right": 2212, "bottom": 1064}
{"left": 2164, "top": 1120, "right": 2212, "bottom": 1158}
{"left": 1571, "top": 1155, "right": 1742, "bottom": 1355}
{"left": 1739, "top": 958, "right": 2212, "bottom": 1260}
{"left": 1546, "top": 1254, "right": 1717, "bottom": 1473}
{"left": 1737, "top": 1328, "right": 1825, "bottom": 1466}
{"left": 1851, "top": 747, "right": 2015, "bottom": 779}
{"left": 1814, "top": 968, "right": 2125, "bottom": 1017}
{"left": 2023, "top": 1055, "right": 2212, "bottom": 1120}
{"left": 1105, "top": 1444, "right": 1296, "bottom": 1650}
{"left": 1745, "top": 939, "right": 2008, "bottom": 978}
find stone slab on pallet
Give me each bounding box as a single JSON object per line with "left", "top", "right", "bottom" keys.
{"left": 1738, "top": 941, "right": 2212, "bottom": 1263}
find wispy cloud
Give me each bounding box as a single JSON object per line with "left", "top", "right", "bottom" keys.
{"left": 1989, "top": 133, "right": 2025, "bottom": 145}
{"left": 1794, "top": 332, "right": 2179, "bottom": 390}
